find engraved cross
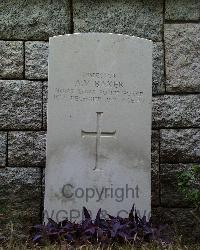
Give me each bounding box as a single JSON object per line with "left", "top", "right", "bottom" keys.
{"left": 81, "top": 112, "right": 116, "bottom": 170}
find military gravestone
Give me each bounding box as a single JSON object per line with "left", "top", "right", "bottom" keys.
{"left": 44, "top": 33, "right": 152, "bottom": 222}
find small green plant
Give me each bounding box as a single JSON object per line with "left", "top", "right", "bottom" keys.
{"left": 177, "top": 164, "right": 200, "bottom": 231}
{"left": 177, "top": 165, "right": 200, "bottom": 210}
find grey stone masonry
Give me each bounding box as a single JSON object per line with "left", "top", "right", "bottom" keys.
{"left": 165, "top": 0, "right": 200, "bottom": 21}
{"left": 0, "top": 167, "right": 41, "bottom": 239}
{"left": 151, "top": 131, "right": 160, "bottom": 206}
{"left": 165, "top": 24, "right": 200, "bottom": 93}
{"left": 8, "top": 132, "right": 46, "bottom": 167}
{"left": 160, "top": 129, "right": 200, "bottom": 163}
{"left": 0, "top": 0, "right": 200, "bottom": 240}
{"left": 160, "top": 163, "right": 199, "bottom": 207}
{"left": 152, "top": 42, "right": 165, "bottom": 94}
{"left": 0, "top": 0, "right": 71, "bottom": 40}
{"left": 0, "top": 80, "right": 42, "bottom": 130}
{"left": 0, "top": 132, "right": 6, "bottom": 167}
{"left": 152, "top": 207, "right": 200, "bottom": 241}
{"left": 152, "top": 95, "right": 200, "bottom": 128}
{"left": 25, "top": 42, "right": 48, "bottom": 80}
{"left": 74, "top": 0, "right": 163, "bottom": 41}
{"left": 0, "top": 41, "right": 23, "bottom": 79}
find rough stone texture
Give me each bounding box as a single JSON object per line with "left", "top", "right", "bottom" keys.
{"left": 0, "top": 0, "right": 71, "bottom": 40}
{"left": 152, "top": 207, "right": 200, "bottom": 242}
{"left": 151, "top": 130, "right": 160, "bottom": 206}
{"left": 8, "top": 132, "right": 46, "bottom": 167}
{"left": 152, "top": 94, "right": 200, "bottom": 128}
{"left": 160, "top": 164, "right": 199, "bottom": 207}
{"left": 165, "top": 0, "right": 200, "bottom": 21}
{"left": 74, "top": 0, "right": 163, "bottom": 41}
{"left": 42, "top": 168, "right": 45, "bottom": 197}
{"left": 0, "top": 41, "right": 23, "bottom": 79}
{"left": 43, "top": 82, "right": 48, "bottom": 130}
{"left": 0, "top": 0, "right": 199, "bottom": 240}
{"left": 165, "top": 24, "right": 200, "bottom": 92}
{"left": 0, "top": 132, "right": 6, "bottom": 167}
{"left": 0, "top": 80, "right": 42, "bottom": 129}
{"left": 0, "top": 167, "right": 41, "bottom": 239}
{"left": 160, "top": 129, "right": 200, "bottom": 163}
{"left": 152, "top": 42, "right": 165, "bottom": 94}
{"left": 25, "top": 42, "right": 48, "bottom": 80}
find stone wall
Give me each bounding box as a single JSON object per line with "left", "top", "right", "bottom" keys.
{"left": 0, "top": 0, "right": 199, "bottom": 240}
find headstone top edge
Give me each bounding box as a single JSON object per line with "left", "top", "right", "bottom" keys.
{"left": 49, "top": 32, "right": 153, "bottom": 44}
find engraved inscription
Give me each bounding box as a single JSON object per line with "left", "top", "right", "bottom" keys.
{"left": 53, "top": 72, "right": 144, "bottom": 104}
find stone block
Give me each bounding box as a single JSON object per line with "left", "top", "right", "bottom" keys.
{"left": 160, "top": 129, "right": 200, "bottom": 163}
{"left": 8, "top": 132, "right": 46, "bottom": 167}
{"left": 165, "top": 0, "right": 200, "bottom": 21}
{"left": 25, "top": 42, "right": 48, "bottom": 80}
{"left": 160, "top": 163, "right": 199, "bottom": 207}
{"left": 152, "top": 42, "right": 165, "bottom": 94}
{"left": 165, "top": 24, "right": 200, "bottom": 92}
{"left": 0, "top": 41, "right": 23, "bottom": 79}
{"left": 153, "top": 94, "right": 200, "bottom": 128}
{"left": 151, "top": 130, "right": 160, "bottom": 206}
{"left": 0, "top": 0, "right": 71, "bottom": 40}
{"left": 0, "top": 80, "right": 42, "bottom": 129}
{"left": 152, "top": 207, "right": 200, "bottom": 242}
{"left": 0, "top": 167, "right": 41, "bottom": 239}
{"left": 74, "top": 0, "right": 163, "bottom": 41}
{"left": 0, "top": 132, "right": 7, "bottom": 167}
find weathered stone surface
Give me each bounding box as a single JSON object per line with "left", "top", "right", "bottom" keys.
{"left": 0, "top": 80, "right": 42, "bottom": 129}
{"left": 8, "top": 132, "right": 46, "bottom": 167}
{"left": 42, "top": 168, "right": 45, "bottom": 197}
{"left": 0, "top": 41, "right": 23, "bottom": 79}
{"left": 151, "top": 130, "right": 160, "bottom": 206}
{"left": 0, "top": 0, "right": 71, "bottom": 40}
{"left": 165, "top": 0, "right": 200, "bottom": 21}
{"left": 74, "top": 0, "right": 163, "bottom": 41}
{"left": 160, "top": 129, "right": 200, "bottom": 163}
{"left": 0, "top": 132, "right": 6, "bottom": 167}
{"left": 43, "top": 82, "right": 48, "bottom": 129}
{"left": 25, "top": 42, "right": 48, "bottom": 80}
{"left": 0, "top": 167, "right": 41, "bottom": 239}
{"left": 165, "top": 24, "right": 200, "bottom": 92}
{"left": 45, "top": 34, "right": 152, "bottom": 222}
{"left": 160, "top": 163, "right": 199, "bottom": 207}
{"left": 152, "top": 207, "right": 200, "bottom": 242}
{"left": 153, "top": 95, "right": 200, "bottom": 128}
{"left": 152, "top": 42, "right": 165, "bottom": 94}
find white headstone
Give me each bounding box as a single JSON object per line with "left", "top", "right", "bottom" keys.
{"left": 44, "top": 33, "right": 152, "bottom": 222}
